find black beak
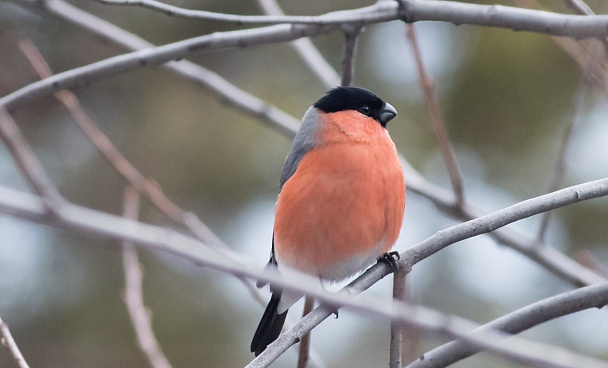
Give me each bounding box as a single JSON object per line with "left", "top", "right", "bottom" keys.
{"left": 378, "top": 102, "right": 397, "bottom": 126}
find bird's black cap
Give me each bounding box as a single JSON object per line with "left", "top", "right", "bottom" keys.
{"left": 313, "top": 86, "right": 397, "bottom": 127}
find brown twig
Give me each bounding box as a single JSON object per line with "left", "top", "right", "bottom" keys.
{"left": 514, "top": 0, "right": 608, "bottom": 89}
{"left": 297, "top": 296, "right": 315, "bottom": 368}
{"left": 536, "top": 79, "right": 589, "bottom": 242}
{"left": 576, "top": 250, "right": 608, "bottom": 279}
{"left": 389, "top": 266, "right": 408, "bottom": 368}
{"left": 0, "top": 316, "right": 30, "bottom": 368}
{"left": 121, "top": 186, "right": 173, "bottom": 368}
{"left": 17, "top": 38, "right": 224, "bottom": 247}
{"left": 256, "top": 0, "right": 340, "bottom": 89}
{"left": 562, "top": 0, "right": 608, "bottom": 54}
{"left": 340, "top": 26, "right": 361, "bottom": 87}
{"left": 406, "top": 24, "right": 465, "bottom": 205}
{"left": 0, "top": 106, "right": 63, "bottom": 210}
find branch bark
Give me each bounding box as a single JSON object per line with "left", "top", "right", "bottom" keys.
{"left": 0, "top": 316, "right": 30, "bottom": 368}
{"left": 405, "top": 281, "right": 608, "bottom": 367}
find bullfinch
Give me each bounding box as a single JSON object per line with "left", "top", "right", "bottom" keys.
{"left": 251, "top": 86, "right": 405, "bottom": 356}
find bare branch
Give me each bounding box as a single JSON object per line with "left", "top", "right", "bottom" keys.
{"left": 121, "top": 187, "right": 173, "bottom": 368}
{"left": 402, "top": 0, "right": 608, "bottom": 38}
{"left": 562, "top": 0, "right": 608, "bottom": 53}
{"left": 17, "top": 38, "right": 223, "bottom": 244}
{"left": 537, "top": 78, "right": 589, "bottom": 242}
{"left": 389, "top": 267, "right": 408, "bottom": 368}
{"left": 296, "top": 296, "right": 314, "bottom": 368}
{"left": 248, "top": 274, "right": 608, "bottom": 368}
{"left": 0, "top": 106, "right": 63, "bottom": 209}
{"left": 0, "top": 316, "right": 30, "bottom": 368}
{"left": 405, "top": 23, "right": 465, "bottom": 205}
{"left": 564, "top": 0, "right": 596, "bottom": 15}
{"left": 340, "top": 26, "right": 361, "bottom": 86}
{"left": 400, "top": 158, "right": 607, "bottom": 287}
{"left": 405, "top": 281, "right": 608, "bottom": 367}
{"left": 576, "top": 250, "right": 608, "bottom": 279}
{"left": 513, "top": 0, "right": 608, "bottom": 90}
{"left": 257, "top": 0, "right": 340, "bottom": 89}
{"left": 91, "top": 0, "right": 396, "bottom": 25}
{"left": 7, "top": 0, "right": 608, "bottom": 113}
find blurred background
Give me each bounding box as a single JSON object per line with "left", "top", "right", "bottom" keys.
{"left": 0, "top": 0, "right": 607, "bottom": 367}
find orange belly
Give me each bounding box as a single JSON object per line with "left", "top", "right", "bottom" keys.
{"left": 273, "top": 139, "right": 405, "bottom": 281}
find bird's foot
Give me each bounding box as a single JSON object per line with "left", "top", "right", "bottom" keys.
{"left": 377, "top": 251, "right": 400, "bottom": 271}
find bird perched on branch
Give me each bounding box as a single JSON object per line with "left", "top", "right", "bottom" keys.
{"left": 251, "top": 86, "right": 406, "bottom": 356}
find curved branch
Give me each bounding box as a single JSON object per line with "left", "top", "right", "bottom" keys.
{"left": 0, "top": 316, "right": 30, "bottom": 368}
{"left": 89, "top": 0, "right": 396, "bottom": 25}
{"left": 6, "top": 0, "right": 608, "bottom": 112}
{"left": 402, "top": 0, "right": 608, "bottom": 38}
{"left": 406, "top": 282, "right": 608, "bottom": 367}
{"left": 256, "top": 0, "right": 340, "bottom": 89}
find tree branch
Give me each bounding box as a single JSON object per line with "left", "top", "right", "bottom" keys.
{"left": 402, "top": 0, "right": 608, "bottom": 38}
{"left": 0, "top": 106, "right": 63, "bottom": 209}
{"left": 6, "top": 0, "right": 608, "bottom": 113}
{"left": 405, "top": 281, "right": 608, "bottom": 367}
{"left": 0, "top": 316, "right": 30, "bottom": 368}
{"left": 400, "top": 158, "right": 606, "bottom": 287}
{"left": 340, "top": 25, "right": 361, "bottom": 87}
{"left": 121, "top": 187, "right": 173, "bottom": 368}
{"left": 256, "top": 0, "right": 340, "bottom": 89}
{"left": 405, "top": 23, "right": 464, "bottom": 205}
{"left": 90, "top": 0, "right": 397, "bottom": 25}
{"left": 389, "top": 266, "right": 408, "bottom": 368}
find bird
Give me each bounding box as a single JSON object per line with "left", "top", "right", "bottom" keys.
{"left": 250, "top": 86, "right": 406, "bottom": 356}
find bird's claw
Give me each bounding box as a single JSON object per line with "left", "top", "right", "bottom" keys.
{"left": 377, "top": 251, "right": 400, "bottom": 271}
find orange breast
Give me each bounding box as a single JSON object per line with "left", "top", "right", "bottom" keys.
{"left": 273, "top": 111, "right": 405, "bottom": 281}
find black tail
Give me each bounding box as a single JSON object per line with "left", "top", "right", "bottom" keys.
{"left": 251, "top": 291, "right": 288, "bottom": 356}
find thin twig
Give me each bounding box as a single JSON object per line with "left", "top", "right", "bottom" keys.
{"left": 297, "top": 296, "right": 314, "bottom": 368}
{"left": 257, "top": 0, "right": 340, "bottom": 89}
{"left": 562, "top": 0, "right": 608, "bottom": 53}
{"left": 400, "top": 158, "right": 606, "bottom": 287}
{"left": 405, "top": 281, "right": 608, "bottom": 367}
{"left": 536, "top": 78, "right": 589, "bottom": 242}
{"left": 340, "top": 26, "right": 361, "bottom": 87}
{"left": 17, "top": 39, "right": 225, "bottom": 243}
{"left": 0, "top": 106, "right": 63, "bottom": 210}
{"left": 406, "top": 24, "right": 464, "bottom": 205}
{"left": 0, "top": 316, "right": 30, "bottom": 368}
{"left": 92, "top": 0, "right": 397, "bottom": 25}
{"left": 513, "top": 0, "right": 608, "bottom": 90}
{"left": 122, "top": 186, "right": 173, "bottom": 368}
{"left": 389, "top": 266, "right": 408, "bottom": 368}
{"left": 576, "top": 250, "right": 608, "bottom": 279}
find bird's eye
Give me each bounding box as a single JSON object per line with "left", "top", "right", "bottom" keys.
{"left": 358, "top": 106, "right": 371, "bottom": 115}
